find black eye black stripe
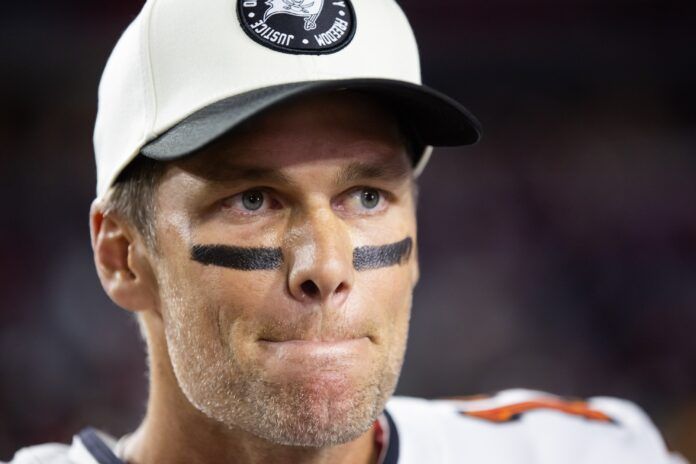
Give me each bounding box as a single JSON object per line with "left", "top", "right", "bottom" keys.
{"left": 191, "top": 245, "right": 283, "bottom": 271}
{"left": 191, "top": 237, "right": 413, "bottom": 271}
{"left": 352, "top": 237, "right": 413, "bottom": 271}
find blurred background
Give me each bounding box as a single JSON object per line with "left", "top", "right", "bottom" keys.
{"left": 1, "top": 0, "right": 694, "bottom": 461}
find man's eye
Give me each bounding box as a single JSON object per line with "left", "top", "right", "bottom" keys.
{"left": 360, "top": 188, "right": 381, "bottom": 209}
{"left": 341, "top": 187, "right": 387, "bottom": 214}
{"left": 222, "top": 189, "right": 278, "bottom": 214}
{"left": 242, "top": 190, "right": 265, "bottom": 211}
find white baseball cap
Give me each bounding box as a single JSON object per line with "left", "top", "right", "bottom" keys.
{"left": 94, "top": 0, "right": 481, "bottom": 199}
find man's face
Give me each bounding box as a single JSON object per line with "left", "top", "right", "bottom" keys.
{"left": 149, "top": 92, "right": 419, "bottom": 447}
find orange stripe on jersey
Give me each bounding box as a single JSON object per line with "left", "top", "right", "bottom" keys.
{"left": 460, "top": 399, "right": 615, "bottom": 424}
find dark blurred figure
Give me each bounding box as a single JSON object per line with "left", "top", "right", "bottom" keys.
{"left": 1, "top": 0, "right": 694, "bottom": 461}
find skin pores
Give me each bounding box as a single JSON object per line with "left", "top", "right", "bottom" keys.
{"left": 147, "top": 92, "right": 419, "bottom": 448}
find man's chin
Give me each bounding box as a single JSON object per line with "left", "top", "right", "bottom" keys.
{"left": 238, "top": 378, "right": 385, "bottom": 448}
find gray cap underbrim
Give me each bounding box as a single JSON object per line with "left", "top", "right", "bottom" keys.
{"left": 140, "top": 79, "right": 481, "bottom": 162}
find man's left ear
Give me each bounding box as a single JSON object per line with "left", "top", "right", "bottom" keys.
{"left": 90, "top": 199, "right": 159, "bottom": 314}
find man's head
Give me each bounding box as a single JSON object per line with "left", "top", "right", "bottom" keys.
{"left": 92, "top": 91, "right": 419, "bottom": 446}
{"left": 91, "top": 0, "right": 480, "bottom": 451}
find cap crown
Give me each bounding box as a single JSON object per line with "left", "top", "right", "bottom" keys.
{"left": 94, "top": 0, "right": 422, "bottom": 198}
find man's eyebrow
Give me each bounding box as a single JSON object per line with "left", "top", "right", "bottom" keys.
{"left": 334, "top": 159, "right": 412, "bottom": 186}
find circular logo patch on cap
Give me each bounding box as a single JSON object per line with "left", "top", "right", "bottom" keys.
{"left": 238, "top": 0, "right": 356, "bottom": 54}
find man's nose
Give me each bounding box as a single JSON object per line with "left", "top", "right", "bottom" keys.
{"left": 285, "top": 209, "right": 354, "bottom": 306}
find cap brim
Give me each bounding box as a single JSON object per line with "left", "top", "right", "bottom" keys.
{"left": 140, "top": 79, "right": 482, "bottom": 162}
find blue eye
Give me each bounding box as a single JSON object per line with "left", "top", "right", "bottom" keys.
{"left": 361, "top": 188, "right": 380, "bottom": 209}
{"left": 241, "top": 190, "right": 264, "bottom": 211}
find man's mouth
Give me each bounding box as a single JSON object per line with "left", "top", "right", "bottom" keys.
{"left": 258, "top": 336, "right": 371, "bottom": 347}
{"left": 259, "top": 335, "right": 370, "bottom": 343}
{"left": 257, "top": 337, "right": 372, "bottom": 358}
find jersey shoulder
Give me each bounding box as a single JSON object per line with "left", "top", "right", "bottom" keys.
{"left": 6, "top": 443, "right": 71, "bottom": 464}
{"left": 386, "top": 389, "right": 686, "bottom": 464}
{"left": 5, "top": 429, "right": 119, "bottom": 464}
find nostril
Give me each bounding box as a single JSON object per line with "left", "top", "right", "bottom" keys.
{"left": 334, "top": 282, "right": 347, "bottom": 294}
{"left": 301, "top": 280, "right": 320, "bottom": 298}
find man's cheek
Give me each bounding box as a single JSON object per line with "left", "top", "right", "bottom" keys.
{"left": 357, "top": 267, "right": 412, "bottom": 327}
{"left": 198, "top": 272, "right": 282, "bottom": 322}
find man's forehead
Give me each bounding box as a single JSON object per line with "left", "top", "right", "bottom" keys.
{"left": 175, "top": 145, "right": 413, "bottom": 186}
{"left": 173, "top": 91, "right": 414, "bottom": 183}
{"left": 226, "top": 92, "right": 409, "bottom": 154}
{"left": 210, "top": 156, "right": 409, "bottom": 180}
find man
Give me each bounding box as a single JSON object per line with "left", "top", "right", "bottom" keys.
{"left": 7, "top": 0, "right": 685, "bottom": 463}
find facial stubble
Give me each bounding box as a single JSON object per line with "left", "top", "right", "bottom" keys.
{"left": 159, "top": 268, "right": 410, "bottom": 448}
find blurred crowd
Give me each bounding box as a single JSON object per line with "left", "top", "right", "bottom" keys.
{"left": 1, "top": 0, "right": 694, "bottom": 461}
